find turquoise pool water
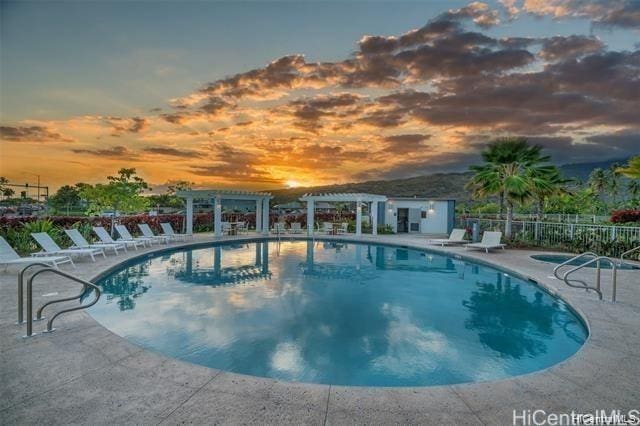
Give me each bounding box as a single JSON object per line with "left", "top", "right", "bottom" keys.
{"left": 90, "top": 239, "right": 587, "bottom": 387}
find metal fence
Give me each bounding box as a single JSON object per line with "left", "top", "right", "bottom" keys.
{"left": 461, "top": 213, "right": 611, "bottom": 224}
{"left": 457, "top": 217, "right": 640, "bottom": 256}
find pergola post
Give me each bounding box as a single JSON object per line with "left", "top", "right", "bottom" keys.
{"left": 214, "top": 195, "right": 222, "bottom": 237}
{"left": 185, "top": 197, "right": 194, "bottom": 235}
{"left": 371, "top": 201, "right": 378, "bottom": 235}
{"left": 306, "top": 199, "right": 315, "bottom": 236}
{"left": 255, "top": 199, "right": 262, "bottom": 233}
{"left": 356, "top": 200, "right": 362, "bottom": 236}
{"left": 261, "top": 197, "right": 269, "bottom": 235}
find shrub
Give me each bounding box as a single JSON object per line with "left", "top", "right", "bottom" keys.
{"left": 610, "top": 209, "right": 640, "bottom": 224}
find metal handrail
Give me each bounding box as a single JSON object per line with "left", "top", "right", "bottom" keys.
{"left": 553, "top": 252, "right": 599, "bottom": 289}
{"left": 620, "top": 246, "right": 640, "bottom": 266}
{"left": 24, "top": 268, "right": 101, "bottom": 337}
{"left": 563, "top": 256, "right": 618, "bottom": 302}
{"left": 17, "top": 263, "right": 53, "bottom": 324}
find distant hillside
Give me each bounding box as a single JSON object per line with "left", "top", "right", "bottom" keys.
{"left": 270, "top": 158, "right": 632, "bottom": 204}
{"left": 559, "top": 158, "right": 629, "bottom": 184}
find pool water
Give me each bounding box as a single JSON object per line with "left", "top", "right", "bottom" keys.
{"left": 531, "top": 254, "right": 639, "bottom": 270}
{"left": 90, "top": 239, "right": 587, "bottom": 387}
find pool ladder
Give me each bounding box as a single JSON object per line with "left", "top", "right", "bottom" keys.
{"left": 17, "top": 263, "right": 101, "bottom": 337}
{"left": 553, "top": 252, "right": 619, "bottom": 302}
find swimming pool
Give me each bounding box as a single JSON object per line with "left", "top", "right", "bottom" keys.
{"left": 90, "top": 239, "right": 587, "bottom": 387}
{"left": 531, "top": 254, "right": 639, "bottom": 270}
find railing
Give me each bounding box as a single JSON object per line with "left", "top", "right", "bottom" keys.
{"left": 461, "top": 213, "right": 611, "bottom": 224}
{"left": 552, "top": 252, "right": 599, "bottom": 289}
{"left": 620, "top": 246, "right": 640, "bottom": 266}
{"left": 562, "top": 256, "right": 618, "bottom": 302}
{"left": 18, "top": 264, "right": 101, "bottom": 337}
{"left": 458, "top": 218, "right": 640, "bottom": 256}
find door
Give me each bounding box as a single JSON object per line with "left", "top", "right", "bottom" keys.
{"left": 397, "top": 208, "right": 409, "bottom": 233}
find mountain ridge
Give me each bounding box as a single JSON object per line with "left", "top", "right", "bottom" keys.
{"left": 270, "top": 158, "right": 630, "bottom": 204}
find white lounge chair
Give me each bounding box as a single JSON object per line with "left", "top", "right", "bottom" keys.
{"left": 31, "top": 232, "right": 105, "bottom": 262}
{"left": 465, "top": 231, "right": 506, "bottom": 253}
{"left": 288, "top": 222, "right": 303, "bottom": 234}
{"left": 0, "top": 236, "right": 74, "bottom": 270}
{"left": 221, "top": 222, "right": 231, "bottom": 235}
{"left": 93, "top": 226, "right": 145, "bottom": 250}
{"left": 115, "top": 225, "right": 154, "bottom": 247}
{"left": 428, "top": 229, "right": 469, "bottom": 247}
{"left": 138, "top": 224, "right": 170, "bottom": 244}
{"left": 65, "top": 228, "right": 125, "bottom": 255}
{"left": 160, "top": 222, "right": 191, "bottom": 241}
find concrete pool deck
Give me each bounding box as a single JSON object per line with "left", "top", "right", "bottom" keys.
{"left": 1, "top": 233, "right": 639, "bottom": 425}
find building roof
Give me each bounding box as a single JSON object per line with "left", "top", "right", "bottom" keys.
{"left": 300, "top": 192, "right": 388, "bottom": 202}
{"left": 387, "top": 197, "right": 456, "bottom": 202}
{"left": 176, "top": 189, "right": 272, "bottom": 200}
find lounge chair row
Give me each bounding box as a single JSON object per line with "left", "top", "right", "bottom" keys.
{"left": 428, "top": 229, "right": 506, "bottom": 253}
{"left": 1, "top": 223, "right": 191, "bottom": 270}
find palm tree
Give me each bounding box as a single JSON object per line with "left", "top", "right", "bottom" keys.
{"left": 467, "top": 138, "right": 553, "bottom": 239}
{"left": 588, "top": 168, "right": 608, "bottom": 201}
{"left": 616, "top": 156, "right": 640, "bottom": 179}
{"left": 608, "top": 163, "right": 621, "bottom": 204}
{"left": 628, "top": 180, "right": 640, "bottom": 202}
{"left": 528, "top": 166, "right": 570, "bottom": 221}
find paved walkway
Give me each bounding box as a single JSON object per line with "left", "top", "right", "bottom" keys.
{"left": 1, "top": 233, "right": 638, "bottom": 425}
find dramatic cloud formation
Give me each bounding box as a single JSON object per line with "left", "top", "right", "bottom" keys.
{"left": 1, "top": 1, "right": 639, "bottom": 189}
{"left": 0, "top": 125, "right": 73, "bottom": 142}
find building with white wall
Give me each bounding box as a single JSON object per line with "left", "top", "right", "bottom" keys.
{"left": 381, "top": 198, "right": 455, "bottom": 235}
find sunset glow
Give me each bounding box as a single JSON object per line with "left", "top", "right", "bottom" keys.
{"left": 1, "top": 1, "right": 639, "bottom": 191}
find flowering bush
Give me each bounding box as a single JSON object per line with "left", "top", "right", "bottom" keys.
{"left": 610, "top": 209, "right": 640, "bottom": 224}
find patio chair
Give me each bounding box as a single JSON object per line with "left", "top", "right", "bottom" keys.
{"left": 93, "top": 226, "right": 145, "bottom": 250}
{"left": 65, "top": 228, "right": 125, "bottom": 255}
{"left": 337, "top": 223, "right": 348, "bottom": 234}
{"left": 236, "top": 221, "right": 248, "bottom": 234}
{"left": 272, "top": 222, "right": 286, "bottom": 234}
{"left": 31, "top": 232, "right": 105, "bottom": 262}
{"left": 428, "top": 229, "right": 469, "bottom": 247}
{"left": 289, "top": 222, "right": 303, "bottom": 234}
{"left": 160, "top": 222, "right": 191, "bottom": 241}
{"left": 138, "top": 224, "right": 170, "bottom": 244}
{"left": 322, "top": 222, "right": 333, "bottom": 234}
{"left": 221, "top": 222, "right": 231, "bottom": 235}
{"left": 115, "top": 225, "right": 154, "bottom": 247}
{"left": 0, "top": 236, "right": 74, "bottom": 270}
{"left": 465, "top": 231, "right": 506, "bottom": 253}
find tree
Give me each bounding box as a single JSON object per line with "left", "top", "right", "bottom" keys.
{"left": 616, "top": 156, "right": 640, "bottom": 179}
{"left": 628, "top": 180, "right": 640, "bottom": 202}
{"left": 608, "top": 163, "right": 621, "bottom": 204}
{"left": 528, "top": 167, "right": 570, "bottom": 221}
{"left": 588, "top": 168, "right": 608, "bottom": 201}
{"left": 80, "top": 168, "right": 150, "bottom": 234}
{"left": 466, "top": 138, "right": 554, "bottom": 239}
{"left": 49, "top": 185, "right": 81, "bottom": 215}
{"left": 0, "top": 177, "right": 15, "bottom": 200}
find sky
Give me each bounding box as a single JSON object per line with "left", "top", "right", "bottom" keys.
{"left": 1, "top": 0, "right": 639, "bottom": 192}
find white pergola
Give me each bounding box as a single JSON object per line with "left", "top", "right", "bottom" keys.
{"left": 300, "top": 193, "right": 388, "bottom": 237}
{"left": 176, "top": 189, "right": 273, "bottom": 236}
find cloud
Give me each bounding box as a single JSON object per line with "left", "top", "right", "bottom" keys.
{"left": 71, "top": 145, "right": 136, "bottom": 159}
{"left": 142, "top": 146, "right": 205, "bottom": 158}
{"left": 0, "top": 125, "right": 73, "bottom": 142}
{"left": 103, "top": 116, "right": 148, "bottom": 135}
{"left": 511, "top": 0, "right": 640, "bottom": 29}
{"left": 383, "top": 134, "right": 432, "bottom": 154}
{"left": 441, "top": 1, "right": 501, "bottom": 28}
{"left": 539, "top": 35, "right": 605, "bottom": 61}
